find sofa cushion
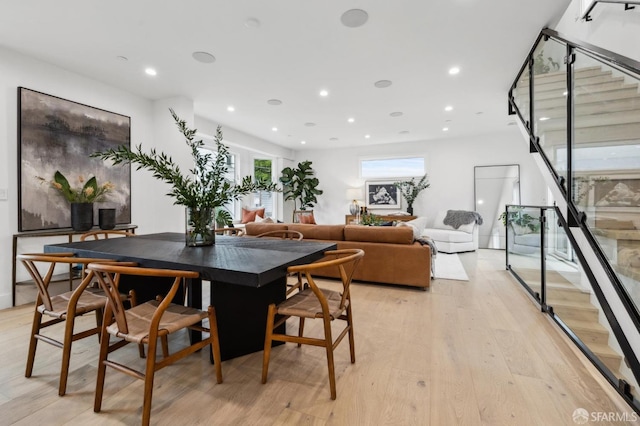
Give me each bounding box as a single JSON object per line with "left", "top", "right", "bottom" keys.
{"left": 344, "top": 225, "right": 413, "bottom": 245}
{"left": 288, "top": 224, "right": 345, "bottom": 240}
{"left": 396, "top": 216, "right": 428, "bottom": 240}
{"left": 244, "top": 222, "right": 288, "bottom": 236}
{"left": 423, "top": 228, "right": 473, "bottom": 243}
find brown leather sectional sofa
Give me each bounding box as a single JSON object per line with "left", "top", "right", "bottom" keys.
{"left": 244, "top": 222, "right": 431, "bottom": 290}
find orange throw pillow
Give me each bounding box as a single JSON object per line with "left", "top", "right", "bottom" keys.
{"left": 298, "top": 212, "right": 316, "bottom": 224}
{"left": 241, "top": 207, "right": 265, "bottom": 224}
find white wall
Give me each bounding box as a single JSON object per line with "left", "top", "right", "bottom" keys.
{"left": 296, "top": 127, "right": 546, "bottom": 226}
{"left": 556, "top": 0, "right": 640, "bottom": 63}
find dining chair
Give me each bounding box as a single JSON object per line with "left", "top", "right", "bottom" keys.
{"left": 261, "top": 248, "right": 364, "bottom": 400}
{"left": 255, "top": 230, "right": 303, "bottom": 240}
{"left": 88, "top": 262, "right": 223, "bottom": 426}
{"left": 80, "top": 230, "right": 136, "bottom": 241}
{"left": 17, "top": 252, "right": 127, "bottom": 396}
{"left": 215, "top": 227, "right": 244, "bottom": 236}
{"left": 256, "top": 230, "right": 305, "bottom": 295}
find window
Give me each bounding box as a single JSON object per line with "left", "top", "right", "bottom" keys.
{"left": 254, "top": 158, "right": 274, "bottom": 217}
{"left": 360, "top": 157, "right": 425, "bottom": 179}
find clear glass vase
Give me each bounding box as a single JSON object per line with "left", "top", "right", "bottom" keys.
{"left": 185, "top": 207, "right": 215, "bottom": 246}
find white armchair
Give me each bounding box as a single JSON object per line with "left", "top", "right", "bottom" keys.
{"left": 422, "top": 210, "right": 481, "bottom": 253}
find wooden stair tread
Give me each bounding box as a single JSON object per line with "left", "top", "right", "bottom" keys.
{"left": 563, "top": 318, "right": 609, "bottom": 335}
{"left": 587, "top": 343, "right": 622, "bottom": 359}
{"left": 548, "top": 299, "right": 599, "bottom": 311}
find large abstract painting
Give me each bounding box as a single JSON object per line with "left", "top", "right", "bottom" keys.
{"left": 18, "top": 87, "right": 131, "bottom": 231}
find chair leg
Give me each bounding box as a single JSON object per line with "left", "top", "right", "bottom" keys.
{"left": 207, "top": 306, "right": 223, "bottom": 384}
{"left": 161, "top": 336, "right": 170, "bottom": 358}
{"left": 346, "top": 303, "right": 356, "bottom": 363}
{"left": 322, "top": 317, "right": 337, "bottom": 400}
{"left": 142, "top": 336, "right": 159, "bottom": 426}
{"left": 25, "top": 309, "right": 42, "bottom": 378}
{"left": 261, "top": 304, "right": 276, "bottom": 384}
{"left": 297, "top": 317, "right": 305, "bottom": 348}
{"left": 59, "top": 314, "right": 77, "bottom": 396}
{"left": 94, "top": 329, "right": 111, "bottom": 413}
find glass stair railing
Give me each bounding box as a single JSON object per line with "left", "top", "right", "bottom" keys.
{"left": 508, "top": 28, "right": 640, "bottom": 413}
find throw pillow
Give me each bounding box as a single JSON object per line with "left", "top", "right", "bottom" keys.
{"left": 241, "top": 207, "right": 266, "bottom": 224}
{"left": 298, "top": 212, "right": 316, "bottom": 224}
{"left": 397, "top": 216, "right": 428, "bottom": 240}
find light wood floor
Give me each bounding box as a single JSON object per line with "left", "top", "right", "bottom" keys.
{"left": 0, "top": 249, "right": 636, "bottom": 425}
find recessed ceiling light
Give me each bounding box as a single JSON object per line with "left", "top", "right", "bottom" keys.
{"left": 244, "top": 17, "right": 261, "bottom": 28}
{"left": 448, "top": 67, "right": 460, "bottom": 75}
{"left": 116, "top": 55, "right": 128, "bottom": 62}
{"left": 271, "top": 127, "right": 278, "bottom": 132}
{"left": 340, "top": 9, "right": 369, "bottom": 28}
{"left": 300, "top": 140, "right": 306, "bottom": 145}
{"left": 267, "top": 99, "right": 282, "bottom": 106}
{"left": 390, "top": 111, "right": 403, "bottom": 117}
{"left": 399, "top": 130, "right": 410, "bottom": 134}
{"left": 330, "top": 137, "right": 339, "bottom": 141}
{"left": 305, "top": 122, "right": 316, "bottom": 127}
{"left": 348, "top": 118, "right": 355, "bottom": 123}
{"left": 227, "top": 106, "right": 235, "bottom": 112}
{"left": 374, "top": 80, "right": 392, "bottom": 88}
{"left": 539, "top": 116, "right": 550, "bottom": 121}
{"left": 442, "top": 127, "right": 449, "bottom": 132}
{"left": 444, "top": 105, "right": 453, "bottom": 112}
{"left": 364, "top": 134, "right": 371, "bottom": 139}
{"left": 319, "top": 89, "right": 329, "bottom": 97}
{"left": 508, "top": 122, "right": 517, "bottom": 126}
{"left": 476, "top": 111, "right": 483, "bottom": 115}
{"left": 192, "top": 51, "right": 216, "bottom": 64}
{"left": 145, "top": 68, "right": 157, "bottom": 76}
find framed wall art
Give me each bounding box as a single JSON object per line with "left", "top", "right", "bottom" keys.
{"left": 365, "top": 180, "right": 401, "bottom": 209}
{"left": 18, "top": 87, "right": 131, "bottom": 231}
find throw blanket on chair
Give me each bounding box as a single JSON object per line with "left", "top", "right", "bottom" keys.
{"left": 415, "top": 237, "right": 437, "bottom": 278}
{"left": 443, "top": 210, "right": 483, "bottom": 229}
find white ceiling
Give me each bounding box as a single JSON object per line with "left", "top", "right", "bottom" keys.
{"left": 0, "top": 0, "right": 571, "bottom": 150}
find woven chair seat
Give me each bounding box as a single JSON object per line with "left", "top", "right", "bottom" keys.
{"left": 276, "top": 287, "right": 348, "bottom": 320}
{"left": 37, "top": 288, "right": 107, "bottom": 319}
{"left": 107, "top": 300, "right": 209, "bottom": 344}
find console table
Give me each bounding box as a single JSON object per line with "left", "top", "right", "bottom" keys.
{"left": 345, "top": 214, "right": 416, "bottom": 224}
{"left": 12, "top": 224, "right": 137, "bottom": 306}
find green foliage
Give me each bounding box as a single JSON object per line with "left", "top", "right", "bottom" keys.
{"left": 360, "top": 213, "right": 382, "bottom": 226}
{"left": 533, "top": 50, "right": 560, "bottom": 75}
{"left": 499, "top": 208, "right": 541, "bottom": 233}
{"left": 91, "top": 109, "right": 279, "bottom": 210}
{"left": 39, "top": 171, "right": 114, "bottom": 203}
{"left": 215, "top": 208, "right": 233, "bottom": 227}
{"left": 394, "top": 174, "right": 430, "bottom": 209}
{"left": 279, "top": 160, "right": 323, "bottom": 210}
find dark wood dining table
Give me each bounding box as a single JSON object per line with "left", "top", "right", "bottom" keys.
{"left": 44, "top": 232, "right": 336, "bottom": 360}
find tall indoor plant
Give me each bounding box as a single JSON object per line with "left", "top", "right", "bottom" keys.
{"left": 92, "top": 109, "right": 278, "bottom": 246}
{"left": 280, "top": 160, "right": 323, "bottom": 212}
{"left": 394, "top": 174, "right": 430, "bottom": 215}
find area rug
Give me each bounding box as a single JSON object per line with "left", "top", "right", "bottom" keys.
{"left": 434, "top": 253, "right": 469, "bottom": 281}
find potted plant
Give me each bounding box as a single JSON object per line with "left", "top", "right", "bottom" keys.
{"left": 92, "top": 109, "right": 278, "bottom": 246}
{"left": 215, "top": 207, "right": 233, "bottom": 229}
{"left": 280, "top": 160, "right": 323, "bottom": 211}
{"left": 38, "top": 171, "right": 114, "bottom": 231}
{"left": 394, "top": 174, "right": 430, "bottom": 215}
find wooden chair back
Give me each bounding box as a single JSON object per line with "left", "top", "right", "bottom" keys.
{"left": 80, "top": 230, "right": 135, "bottom": 241}
{"left": 256, "top": 230, "right": 304, "bottom": 241}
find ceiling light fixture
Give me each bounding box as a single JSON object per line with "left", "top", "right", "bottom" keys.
{"left": 340, "top": 9, "right": 369, "bottom": 28}
{"left": 301, "top": 140, "right": 306, "bottom": 145}
{"left": 244, "top": 17, "right": 261, "bottom": 28}
{"left": 539, "top": 117, "right": 550, "bottom": 121}
{"left": 444, "top": 106, "right": 453, "bottom": 112}
{"left": 374, "top": 80, "right": 392, "bottom": 88}
{"left": 448, "top": 67, "right": 460, "bottom": 75}
{"left": 330, "top": 137, "right": 339, "bottom": 141}
{"left": 192, "top": 51, "right": 216, "bottom": 63}
{"left": 442, "top": 127, "right": 449, "bottom": 132}
{"left": 348, "top": 118, "right": 355, "bottom": 123}
{"left": 227, "top": 106, "right": 235, "bottom": 112}
{"left": 390, "top": 112, "right": 403, "bottom": 117}
{"left": 145, "top": 68, "right": 157, "bottom": 76}
{"left": 116, "top": 55, "right": 128, "bottom": 62}
{"left": 267, "top": 99, "right": 282, "bottom": 106}
{"left": 364, "top": 134, "right": 371, "bottom": 139}
{"left": 319, "top": 89, "right": 329, "bottom": 97}
{"left": 271, "top": 127, "right": 278, "bottom": 132}
{"left": 305, "top": 122, "right": 316, "bottom": 127}
{"left": 399, "top": 130, "right": 410, "bottom": 134}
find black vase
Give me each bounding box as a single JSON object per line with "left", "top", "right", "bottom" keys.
{"left": 407, "top": 205, "right": 414, "bottom": 215}
{"left": 71, "top": 202, "right": 93, "bottom": 231}
{"left": 99, "top": 208, "right": 116, "bottom": 230}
